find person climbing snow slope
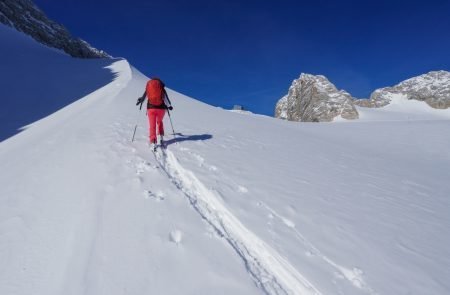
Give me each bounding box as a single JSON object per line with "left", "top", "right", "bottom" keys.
{"left": 136, "top": 77, "right": 173, "bottom": 150}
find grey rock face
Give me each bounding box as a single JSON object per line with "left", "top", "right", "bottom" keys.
{"left": 276, "top": 71, "right": 450, "bottom": 122}
{"left": 275, "top": 73, "right": 359, "bottom": 122}
{"left": 361, "top": 71, "right": 450, "bottom": 109}
{"left": 353, "top": 93, "right": 390, "bottom": 108}
{"left": 0, "top": 0, "right": 109, "bottom": 58}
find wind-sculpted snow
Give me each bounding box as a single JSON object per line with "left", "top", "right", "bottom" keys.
{"left": 258, "top": 202, "right": 375, "bottom": 293}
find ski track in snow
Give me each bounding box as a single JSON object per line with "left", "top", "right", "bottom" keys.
{"left": 149, "top": 147, "right": 322, "bottom": 295}
{"left": 172, "top": 145, "right": 376, "bottom": 294}
{"left": 172, "top": 146, "right": 377, "bottom": 295}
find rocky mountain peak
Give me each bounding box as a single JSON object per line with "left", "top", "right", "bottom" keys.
{"left": 277, "top": 70, "right": 450, "bottom": 122}
{"left": 0, "top": 0, "right": 109, "bottom": 58}
{"left": 359, "top": 70, "right": 450, "bottom": 109}
{"left": 275, "top": 73, "right": 358, "bottom": 122}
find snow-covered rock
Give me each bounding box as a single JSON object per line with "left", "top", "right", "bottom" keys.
{"left": 0, "top": 0, "right": 109, "bottom": 58}
{"left": 353, "top": 94, "right": 390, "bottom": 108}
{"left": 277, "top": 71, "right": 450, "bottom": 123}
{"left": 358, "top": 71, "right": 450, "bottom": 109}
{"left": 275, "top": 73, "right": 359, "bottom": 122}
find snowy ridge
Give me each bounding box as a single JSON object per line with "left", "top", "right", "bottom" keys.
{"left": 368, "top": 71, "right": 450, "bottom": 109}
{"left": 397, "top": 70, "right": 450, "bottom": 93}
{"left": 21, "top": 60, "right": 131, "bottom": 133}
{"left": 0, "top": 0, "right": 109, "bottom": 58}
{"left": 0, "top": 24, "right": 115, "bottom": 141}
{"left": 154, "top": 148, "right": 322, "bottom": 295}
{"left": 0, "top": 60, "right": 131, "bottom": 295}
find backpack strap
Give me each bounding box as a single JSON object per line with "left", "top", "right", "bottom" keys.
{"left": 139, "top": 91, "right": 147, "bottom": 110}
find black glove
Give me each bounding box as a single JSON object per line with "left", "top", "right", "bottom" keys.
{"left": 136, "top": 97, "right": 145, "bottom": 106}
{"left": 168, "top": 106, "right": 173, "bottom": 111}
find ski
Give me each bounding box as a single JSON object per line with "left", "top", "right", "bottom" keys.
{"left": 151, "top": 141, "right": 167, "bottom": 155}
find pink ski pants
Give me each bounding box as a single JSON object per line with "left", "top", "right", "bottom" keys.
{"left": 147, "top": 108, "right": 165, "bottom": 143}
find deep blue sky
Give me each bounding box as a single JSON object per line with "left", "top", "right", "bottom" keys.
{"left": 35, "top": 0, "right": 450, "bottom": 115}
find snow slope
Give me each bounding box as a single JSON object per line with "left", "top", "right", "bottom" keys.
{"left": 1, "top": 26, "right": 450, "bottom": 295}
{"left": 0, "top": 24, "right": 114, "bottom": 141}
{"left": 355, "top": 93, "right": 450, "bottom": 121}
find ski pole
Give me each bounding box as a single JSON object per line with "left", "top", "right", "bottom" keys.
{"left": 167, "top": 109, "right": 176, "bottom": 137}
{"left": 131, "top": 100, "right": 145, "bottom": 142}
{"left": 131, "top": 124, "right": 138, "bottom": 142}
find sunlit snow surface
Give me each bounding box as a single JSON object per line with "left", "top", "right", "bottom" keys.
{"left": 1, "top": 25, "right": 450, "bottom": 295}
{"left": 355, "top": 93, "right": 450, "bottom": 121}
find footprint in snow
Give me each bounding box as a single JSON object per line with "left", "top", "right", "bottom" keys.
{"left": 282, "top": 218, "right": 296, "bottom": 228}
{"left": 205, "top": 227, "right": 222, "bottom": 239}
{"left": 136, "top": 160, "right": 155, "bottom": 175}
{"left": 144, "top": 190, "right": 165, "bottom": 201}
{"left": 286, "top": 205, "right": 297, "bottom": 215}
{"left": 192, "top": 153, "right": 205, "bottom": 167}
{"left": 237, "top": 185, "right": 248, "bottom": 193}
{"left": 169, "top": 229, "right": 183, "bottom": 245}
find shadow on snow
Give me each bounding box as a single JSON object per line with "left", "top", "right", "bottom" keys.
{"left": 164, "top": 133, "right": 213, "bottom": 146}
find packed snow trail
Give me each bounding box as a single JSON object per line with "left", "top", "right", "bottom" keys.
{"left": 153, "top": 148, "right": 322, "bottom": 295}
